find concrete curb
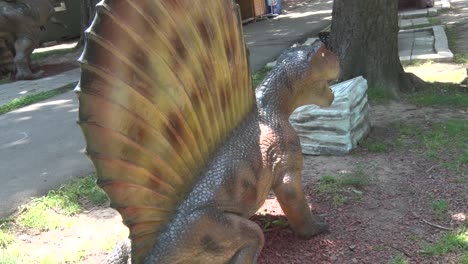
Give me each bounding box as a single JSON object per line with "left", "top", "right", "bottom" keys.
{"left": 399, "top": 25, "right": 454, "bottom": 62}
{"left": 0, "top": 68, "right": 81, "bottom": 107}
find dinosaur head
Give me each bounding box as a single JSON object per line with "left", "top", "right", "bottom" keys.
{"left": 278, "top": 42, "right": 340, "bottom": 111}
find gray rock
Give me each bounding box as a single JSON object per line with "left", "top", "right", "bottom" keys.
{"left": 289, "top": 76, "right": 371, "bottom": 155}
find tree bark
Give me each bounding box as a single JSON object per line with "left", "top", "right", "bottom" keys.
{"left": 329, "top": 0, "right": 417, "bottom": 99}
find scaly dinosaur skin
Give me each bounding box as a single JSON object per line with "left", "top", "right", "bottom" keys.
{"left": 105, "top": 43, "right": 340, "bottom": 264}
{"left": 143, "top": 44, "right": 339, "bottom": 264}
{"left": 77, "top": 1, "right": 339, "bottom": 262}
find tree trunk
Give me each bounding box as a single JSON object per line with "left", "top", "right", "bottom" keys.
{"left": 79, "top": 0, "right": 99, "bottom": 46}
{"left": 329, "top": 0, "right": 416, "bottom": 99}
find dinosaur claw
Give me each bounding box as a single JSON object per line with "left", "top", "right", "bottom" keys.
{"left": 296, "top": 215, "right": 329, "bottom": 240}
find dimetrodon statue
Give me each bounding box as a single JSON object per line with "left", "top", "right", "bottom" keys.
{"left": 76, "top": 0, "right": 340, "bottom": 263}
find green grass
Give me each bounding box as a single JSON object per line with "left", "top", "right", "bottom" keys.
{"left": 431, "top": 199, "right": 449, "bottom": 219}
{"left": 423, "top": 227, "right": 468, "bottom": 259}
{"left": 454, "top": 53, "right": 468, "bottom": 64}
{"left": 31, "top": 47, "right": 77, "bottom": 61}
{"left": 445, "top": 25, "right": 468, "bottom": 65}
{"left": 393, "top": 119, "right": 467, "bottom": 170}
{"left": 388, "top": 254, "right": 409, "bottom": 264}
{"left": 421, "top": 119, "right": 468, "bottom": 169}
{"left": 0, "top": 249, "right": 21, "bottom": 264}
{"left": 367, "top": 85, "right": 393, "bottom": 103}
{"left": 461, "top": 252, "right": 468, "bottom": 264}
{"left": 317, "top": 168, "right": 370, "bottom": 206}
{"left": 428, "top": 17, "right": 440, "bottom": 26}
{"left": 17, "top": 175, "right": 108, "bottom": 230}
{"left": 252, "top": 66, "right": 271, "bottom": 88}
{"left": 361, "top": 140, "right": 388, "bottom": 153}
{"left": 0, "top": 230, "right": 14, "bottom": 249}
{"left": 408, "top": 82, "right": 468, "bottom": 107}
{"left": 0, "top": 82, "right": 76, "bottom": 115}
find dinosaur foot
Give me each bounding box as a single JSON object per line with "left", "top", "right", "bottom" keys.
{"left": 15, "top": 70, "right": 44, "bottom": 80}
{"left": 296, "top": 215, "right": 329, "bottom": 240}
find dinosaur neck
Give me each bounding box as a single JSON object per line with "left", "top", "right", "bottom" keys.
{"left": 255, "top": 64, "right": 306, "bottom": 123}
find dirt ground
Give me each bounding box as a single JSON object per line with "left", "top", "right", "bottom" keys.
{"left": 257, "top": 101, "right": 467, "bottom": 264}
{"left": 6, "top": 98, "right": 466, "bottom": 264}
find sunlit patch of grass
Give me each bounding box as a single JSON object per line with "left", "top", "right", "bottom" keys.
{"left": 252, "top": 66, "right": 271, "bottom": 88}
{"left": 388, "top": 254, "right": 409, "bottom": 264}
{"left": 31, "top": 47, "right": 76, "bottom": 61}
{"left": 0, "top": 229, "right": 14, "bottom": 249}
{"left": 0, "top": 82, "right": 76, "bottom": 115}
{"left": 423, "top": 228, "right": 468, "bottom": 258}
{"left": 0, "top": 248, "right": 21, "bottom": 264}
{"left": 317, "top": 167, "right": 370, "bottom": 206}
{"left": 17, "top": 174, "right": 108, "bottom": 231}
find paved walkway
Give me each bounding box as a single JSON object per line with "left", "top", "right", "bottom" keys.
{"left": 398, "top": 0, "right": 454, "bottom": 63}
{"left": 0, "top": 0, "right": 333, "bottom": 218}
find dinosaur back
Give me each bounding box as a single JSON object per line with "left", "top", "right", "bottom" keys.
{"left": 76, "top": 0, "right": 254, "bottom": 262}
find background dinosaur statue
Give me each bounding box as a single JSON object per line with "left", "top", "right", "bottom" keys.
{"left": 0, "top": 0, "right": 60, "bottom": 80}
{"left": 76, "top": 0, "right": 340, "bottom": 263}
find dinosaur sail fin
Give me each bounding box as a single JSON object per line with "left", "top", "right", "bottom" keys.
{"left": 76, "top": 0, "right": 254, "bottom": 262}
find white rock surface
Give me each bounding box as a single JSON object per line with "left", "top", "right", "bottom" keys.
{"left": 289, "top": 76, "right": 371, "bottom": 155}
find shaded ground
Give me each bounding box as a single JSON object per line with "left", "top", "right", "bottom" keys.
{"left": 3, "top": 98, "right": 466, "bottom": 263}
{"left": 257, "top": 101, "right": 467, "bottom": 264}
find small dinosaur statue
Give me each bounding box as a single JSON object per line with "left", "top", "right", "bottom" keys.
{"left": 77, "top": 0, "right": 340, "bottom": 263}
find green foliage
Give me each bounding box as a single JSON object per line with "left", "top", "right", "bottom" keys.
{"left": 0, "top": 83, "right": 76, "bottom": 115}
{"left": 431, "top": 199, "right": 449, "bottom": 219}
{"left": 17, "top": 175, "right": 108, "bottom": 230}
{"left": 31, "top": 47, "right": 76, "bottom": 61}
{"left": 252, "top": 67, "right": 271, "bottom": 88}
{"left": 388, "top": 254, "right": 409, "bottom": 264}
{"left": 423, "top": 228, "right": 468, "bottom": 257}
{"left": 318, "top": 168, "right": 369, "bottom": 206}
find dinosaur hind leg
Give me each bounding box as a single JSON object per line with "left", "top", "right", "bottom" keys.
{"left": 224, "top": 213, "right": 265, "bottom": 264}
{"left": 193, "top": 212, "right": 265, "bottom": 264}
{"left": 148, "top": 211, "right": 264, "bottom": 263}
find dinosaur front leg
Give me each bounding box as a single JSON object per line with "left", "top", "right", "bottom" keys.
{"left": 273, "top": 155, "right": 328, "bottom": 239}
{"left": 14, "top": 36, "right": 43, "bottom": 80}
